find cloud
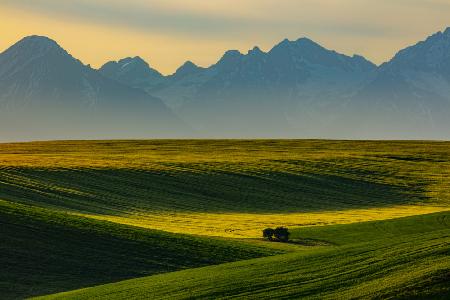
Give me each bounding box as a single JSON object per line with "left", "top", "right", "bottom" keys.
{"left": 1, "top": 0, "right": 400, "bottom": 40}
{"left": 1, "top": 0, "right": 449, "bottom": 72}
{"left": 1, "top": 0, "right": 262, "bottom": 39}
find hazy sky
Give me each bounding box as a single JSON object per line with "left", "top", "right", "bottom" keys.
{"left": 1, "top": 0, "right": 449, "bottom": 74}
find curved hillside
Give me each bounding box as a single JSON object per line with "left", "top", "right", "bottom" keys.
{"left": 35, "top": 212, "right": 450, "bottom": 300}
{"left": 0, "top": 200, "right": 276, "bottom": 299}
{"left": 0, "top": 140, "right": 448, "bottom": 237}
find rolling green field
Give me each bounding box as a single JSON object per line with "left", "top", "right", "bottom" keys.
{"left": 0, "top": 200, "right": 277, "bottom": 299}
{"left": 35, "top": 212, "right": 450, "bottom": 300}
{"left": 0, "top": 140, "right": 449, "bottom": 237}
{"left": 0, "top": 140, "right": 449, "bottom": 299}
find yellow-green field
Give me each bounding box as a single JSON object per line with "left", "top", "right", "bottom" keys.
{"left": 34, "top": 211, "right": 450, "bottom": 300}
{"left": 1, "top": 140, "right": 450, "bottom": 299}
{"left": 0, "top": 140, "right": 449, "bottom": 237}
{"left": 79, "top": 205, "right": 447, "bottom": 238}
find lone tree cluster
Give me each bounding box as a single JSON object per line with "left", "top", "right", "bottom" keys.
{"left": 263, "top": 227, "right": 290, "bottom": 242}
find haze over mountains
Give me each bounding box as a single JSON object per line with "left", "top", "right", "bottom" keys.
{"left": 0, "top": 36, "right": 186, "bottom": 141}
{"left": 1, "top": 28, "right": 450, "bottom": 141}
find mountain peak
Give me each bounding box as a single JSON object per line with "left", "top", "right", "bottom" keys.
{"left": 173, "top": 60, "right": 201, "bottom": 77}
{"left": 100, "top": 56, "right": 160, "bottom": 75}
{"left": 99, "top": 55, "right": 163, "bottom": 87}
{"left": 216, "top": 50, "right": 243, "bottom": 66}
{"left": 178, "top": 60, "right": 198, "bottom": 70}
{"left": 443, "top": 27, "right": 450, "bottom": 36}
{"left": 118, "top": 56, "right": 149, "bottom": 67}
{"left": 17, "top": 35, "right": 60, "bottom": 48}
{"left": 270, "top": 37, "right": 322, "bottom": 53}
{"left": 117, "top": 56, "right": 150, "bottom": 69}
{"left": 295, "top": 37, "right": 316, "bottom": 44}
{"left": 248, "top": 46, "right": 264, "bottom": 56}
{"left": 270, "top": 36, "right": 323, "bottom": 55}
{"left": 375, "top": 27, "right": 450, "bottom": 81}
{"left": 275, "top": 38, "right": 291, "bottom": 48}
{"left": 223, "top": 49, "right": 242, "bottom": 58}
{"left": 419, "top": 27, "right": 450, "bottom": 44}
{"left": 0, "top": 35, "right": 81, "bottom": 80}
{"left": 3, "top": 35, "right": 67, "bottom": 58}
{"left": 294, "top": 37, "right": 327, "bottom": 52}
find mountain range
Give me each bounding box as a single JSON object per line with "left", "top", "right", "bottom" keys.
{"left": 0, "top": 36, "right": 186, "bottom": 141}
{"left": 1, "top": 28, "right": 450, "bottom": 140}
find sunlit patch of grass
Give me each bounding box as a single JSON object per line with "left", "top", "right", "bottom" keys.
{"left": 34, "top": 212, "right": 450, "bottom": 300}
{"left": 77, "top": 205, "right": 449, "bottom": 238}
{"left": 2, "top": 140, "right": 449, "bottom": 299}
{"left": 0, "top": 140, "right": 449, "bottom": 236}
{"left": 0, "top": 199, "right": 278, "bottom": 299}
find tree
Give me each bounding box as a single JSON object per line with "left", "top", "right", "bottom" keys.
{"left": 263, "top": 228, "right": 275, "bottom": 241}
{"left": 263, "top": 227, "right": 290, "bottom": 242}
{"left": 274, "top": 227, "right": 290, "bottom": 242}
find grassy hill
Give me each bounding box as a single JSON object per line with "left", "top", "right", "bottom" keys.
{"left": 0, "top": 200, "right": 277, "bottom": 299}
{"left": 0, "top": 140, "right": 449, "bottom": 237}
{"left": 289, "top": 209, "right": 450, "bottom": 246}
{"left": 0, "top": 140, "right": 449, "bottom": 298}
{"left": 35, "top": 212, "right": 450, "bottom": 300}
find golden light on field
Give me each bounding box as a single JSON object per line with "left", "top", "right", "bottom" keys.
{"left": 78, "top": 205, "right": 450, "bottom": 238}
{"left": 1, "top": 140, "right": 449, "bottom": 239}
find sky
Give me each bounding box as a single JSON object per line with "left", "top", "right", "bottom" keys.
{"left": 1, "top": 0, "right": 450, "bottom": 74}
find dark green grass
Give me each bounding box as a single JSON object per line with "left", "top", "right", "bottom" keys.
{"left": 36, "top": 212, "right": 450, "bottom": 300}
{"left": 0, "top": 167, "right": 419, "bottom": 215}
{"left": 1, "top": 140, "right": 449, "bottom": 217}
{"left": 0, "top": 200, "right": 278, "bottom": 300}
{"left": 1, "top": 140, "right": 449, "bottom": 299}
{"left": 290, "top": 211, "right": 450, "bottom": 246}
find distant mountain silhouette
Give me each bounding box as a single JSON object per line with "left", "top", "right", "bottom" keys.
{"left": 171, "top": 61, "right": 203, "bottom": 80}
{"left": 340, "top": 27, "right": 450, "bottom": 139}
{"left": 99, "top": 56, "right": 164, "bottom": 89}
{"left": 0, "top": 36, "right": 187, "bottom": 141}
{"left": 102, "top": 37, "right": 377, "bottom": 137}
{"left": 100, "top": 28, "right": 450, "bottom": 139}
{"left": 2, "top": 28, "right": 450, "bottom": 140}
